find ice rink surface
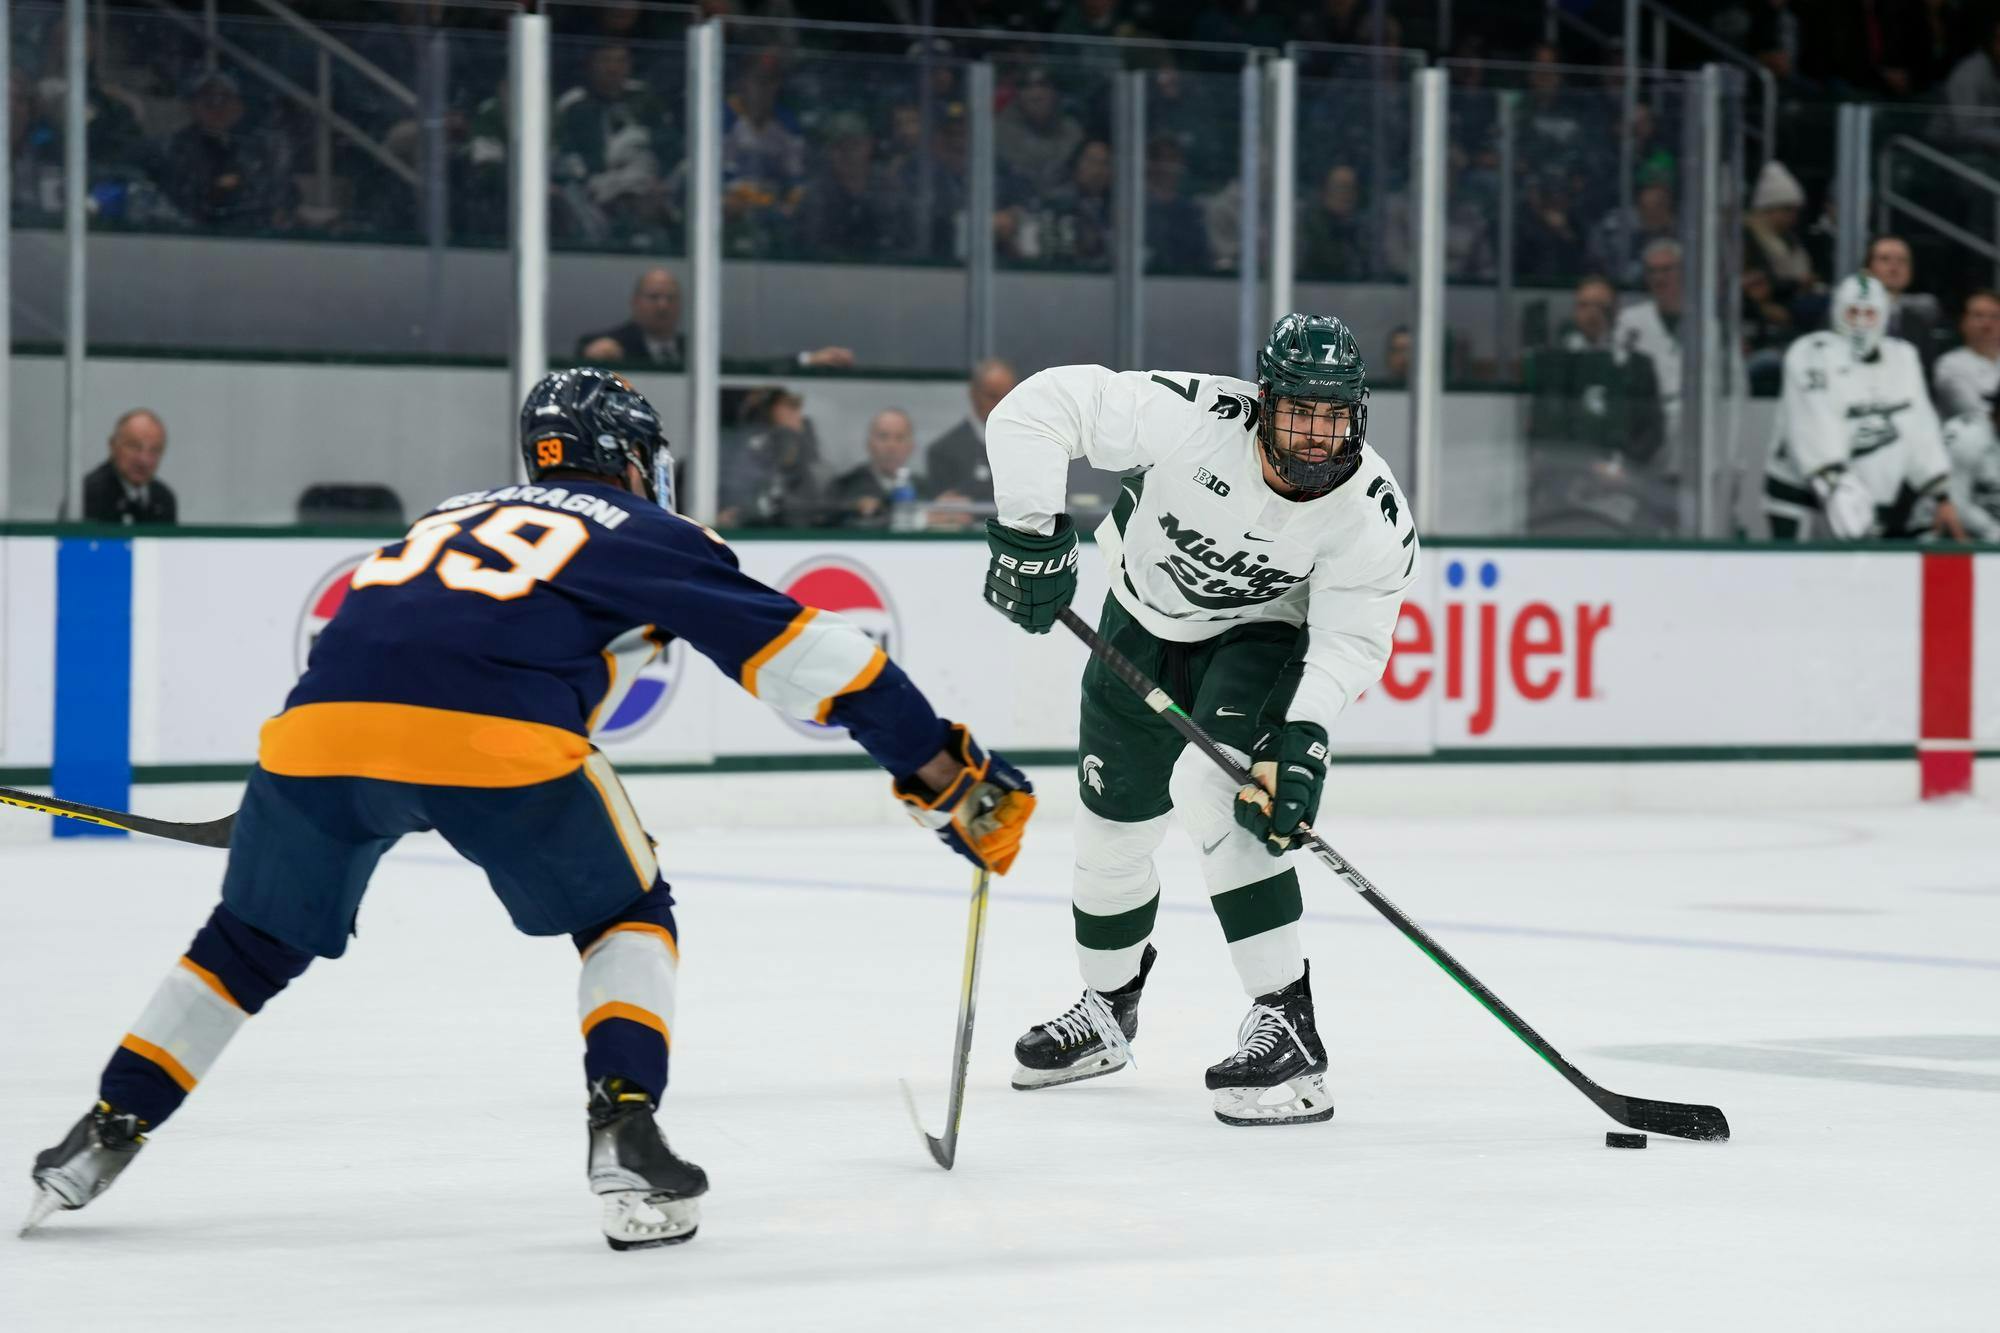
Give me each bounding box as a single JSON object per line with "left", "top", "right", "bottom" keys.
{"left": 4, "top": 795, "right": 1998, "bottom": 1332}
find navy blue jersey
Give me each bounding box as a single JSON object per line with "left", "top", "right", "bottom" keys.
{"left": 260, "top": 480, "right": 947, "bottom": 786}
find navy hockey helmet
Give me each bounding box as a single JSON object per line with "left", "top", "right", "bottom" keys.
{"left": 519, "top": 368, "right": 676, "bottom": 510}
{"left": 1255, "top": 312, "right": 1369, "bottom": 495}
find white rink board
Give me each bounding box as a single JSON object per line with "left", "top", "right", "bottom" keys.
{"left": 1370, "top": 549, "right": 1923, "bottom": 748}
{"left": 0, "top": 539, "right": 56, "bottom": 768}
{"left": 0, "top": 533, "right": 1976, "bottom": 771}
{"left": 125, "top": 538, "right": 1932, "bottom": 765}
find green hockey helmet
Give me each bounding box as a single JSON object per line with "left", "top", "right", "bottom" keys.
{"left": 1255, "top": 312, "right": 1368, "bottom": 495}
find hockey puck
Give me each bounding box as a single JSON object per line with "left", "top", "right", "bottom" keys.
{"left": 1605, "top": 1132, "right": 1648, "bottom": 1149}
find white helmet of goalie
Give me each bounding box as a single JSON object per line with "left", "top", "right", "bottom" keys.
{"left": 1831, "top": 271, "right": 1891, "bottom": 360}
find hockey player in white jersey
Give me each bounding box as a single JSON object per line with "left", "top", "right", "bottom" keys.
{"left": 1942, "top": 392, "right": 2000, "bottom": 541}
{"left": 1764, "top": 272, "right": 1966, "bottom": 541}
{"left": 980, "top": 313, "right": 1417, "bottom": 1125}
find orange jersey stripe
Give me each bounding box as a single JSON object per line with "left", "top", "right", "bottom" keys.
{"left": 583, "top": 921, "right": 681, "bottom": 962}
{"left": 739, "top": 607, "right": 818, "bottom": 699}
{"left": 581, "top": 1001, "right": 671, "bottom": 1045}
{"left": 259, "top": 702, "right": 590, "bottom": 788}
{"left": 813, "top": 647, "right": 888, "bottom": 725}
{"left": 177, "top": 957, "right": 244, "bottom": 1011}
{"left": 119, "top": 1035, "right": 197, "bottom": 1092}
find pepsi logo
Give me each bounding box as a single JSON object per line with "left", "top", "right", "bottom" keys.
{"left": 595, "top": 638, "right": 686, "bottom": 744}
{"left": 776, "top": 557, "right": 901, "bottom": 739}
{"left": 295, "top": 555, "right": 368, "bottom": 673}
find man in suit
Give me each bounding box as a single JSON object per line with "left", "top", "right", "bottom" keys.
{"left": 828, "top": 408, "right": 922, "bottom": 529}
{"left": 576, "top": 267, "right": 855, "bottom": 372}
{"left": 81, "top": 408, "right": 178, "bottom": 526}
{"left": 923, "top": 357, "right": 1018, "bottom": 505}
{"left": 576, "top": 267, "right": 689, "bottom": 368}
{"left": 925, "top": 356, "right": 1123, "bottom": 519}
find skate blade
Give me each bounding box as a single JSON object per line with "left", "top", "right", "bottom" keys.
{"left": 1010, "top": 1052, "right": 1128, "bottom": 1091}
{"left": 600, "top": 1190, "right": 699, "bottom": 1251}
{"left": 1211, "top": 1073, "right": 1335, "bottom": 1127}
{"left": 19, "top": 1187, "right": 63, "bottom": 1237}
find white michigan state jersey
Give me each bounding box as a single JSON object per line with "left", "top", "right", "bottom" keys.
{"left": 988, "top": 364, "right": 1418, "bottom": 732}
{"left": 1765, "top": 331, "right": 1948, "bottom": 529}
{"left": 1943, "top": 411, "right": 2000, "bottom": 541}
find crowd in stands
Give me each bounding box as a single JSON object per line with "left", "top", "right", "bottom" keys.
{"left": 15, "top": 3, "right": 2000, "bottom": 289}
{"left": 16, "top": 3, "right": 2000, "bottom": 540}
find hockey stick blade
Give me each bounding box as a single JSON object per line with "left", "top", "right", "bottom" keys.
{"left": 0, "top": 785, "right": 235, "bottom": 848}
{"left": 897, "top": 1078, "right": 956, "bottom": 1169}
{"left": 1603, "top": 1093, "right": 1731, "bottom": 1142}
{"left": 1056, "top": 608, "right": 1731, "bottom": 1143}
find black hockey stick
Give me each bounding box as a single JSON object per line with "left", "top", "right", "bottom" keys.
{"left": 898, "top": 863, "right": 993, "bottom": 1169}
{"left": 0, "top": 785, "right": 235, "bottom": 849}
{"left": 1057, "top": 607, "right": 1730, "bottom": 1143}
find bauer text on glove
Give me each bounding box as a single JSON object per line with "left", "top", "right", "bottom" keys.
{"left": 983, "top": 516, "right": 1078, "bottom": 634}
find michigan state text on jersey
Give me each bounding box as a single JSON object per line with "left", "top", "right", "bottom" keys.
{"left": 982, "top": 314, "right": 1417, "bottom": 1127}
{"left": 24, "top": 369, "right": 1037, "bottom": 1251}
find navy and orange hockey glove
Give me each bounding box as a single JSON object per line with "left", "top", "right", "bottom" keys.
{"left": 1232, "top": 721, "right": 1329, "bottom": 855}
{"left": 894, "top": 723, "right": 1037, "bottom": 875}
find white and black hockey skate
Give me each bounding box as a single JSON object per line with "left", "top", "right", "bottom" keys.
{"left": 1012, "top": 945, "right": 1156, "bottom": 1091}
{"left": 21, "top": 1101, "right": 148, "bottom": 1235}
{"left": 587, "top": 1077, "right": 708, "bottom": 1251}
{"left": 1205, "top": 963, "right": 1335, "bottom": 1127}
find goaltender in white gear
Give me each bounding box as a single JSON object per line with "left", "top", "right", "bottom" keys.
{"left": 1765, "top": 272, "right": 1964, "bottom": 541}
{"left": 987, "top": 314, "right": 1417, "bottom": 1125}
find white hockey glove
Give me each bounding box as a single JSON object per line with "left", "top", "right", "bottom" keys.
{"left": 1811, "top": 467, "right": 1876, "bottom": 541}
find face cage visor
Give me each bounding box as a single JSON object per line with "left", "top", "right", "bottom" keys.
{"left": 1260, "top": 393, "right": 1367, "bottom": 493}
{"left": 648, "top": 439, "right": 678, "bottom": 513}
{"left": 1835, "top": 300, "right": 1886, "bottom": 360}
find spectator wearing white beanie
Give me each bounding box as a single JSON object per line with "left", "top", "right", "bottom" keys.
{"left": 1745, "top": 160, "right": 1820, "bottom": 303}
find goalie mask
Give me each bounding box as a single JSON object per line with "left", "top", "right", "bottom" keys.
{"left": 519, "top": 368, "right": 677, "bottom": 511}
{"left": 1831, "top": 272, "right": 1891, "bottom": 362}
{"left": 1255, "top": 312, "right": 1368, "bottom": 496}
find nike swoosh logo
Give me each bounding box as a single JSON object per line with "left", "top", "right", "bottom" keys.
{"left": 1216, "top": 707, "right": 1245, "bottom": 717}
{"left": 1244, "top": 532, "right": 1274, "bottom": 542}
{"left": 1201, "top": 832, "right": 1231, "bottom": 854}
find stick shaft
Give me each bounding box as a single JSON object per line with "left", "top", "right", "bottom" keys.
{"left": 0, "top": 785, "right": 235, "bottom": 848}
{"left": 930, "top": 865, "right": 991, "bottom": 1166}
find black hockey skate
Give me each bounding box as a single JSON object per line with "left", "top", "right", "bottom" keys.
{"left": 587, "top": 1077, "right": 708, "bottom": 1251}
{"left": 21, "top": 1101, "right": 149, "bottom": 1235}
{"left": 1012, "top": 944, "right": 1156, "bottom": 1091}
{"left": 1204, "top": 963, "right": 1334, "bottom": 1127}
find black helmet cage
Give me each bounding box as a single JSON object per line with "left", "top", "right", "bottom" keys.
{"left": 519, "top": 369, "right": 675, "bottom": 509}
{"left": 1255, "top": 386, "right": 1367, "bottom": 495}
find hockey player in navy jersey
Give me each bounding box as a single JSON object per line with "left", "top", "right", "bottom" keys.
{"left": 24, "top": 369, "right": 1036, "bottom": 1250}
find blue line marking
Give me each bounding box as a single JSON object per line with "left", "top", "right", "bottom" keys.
{"left": 52, "top": 538, "right": 133, "bottom": 839}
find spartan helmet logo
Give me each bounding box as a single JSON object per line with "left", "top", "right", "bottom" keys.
{"left": 1081, "top": 754, "right": 1106, "bottom": 795}
{"left": 1208, "top": 391, "right": 1258, "bottom": 425}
